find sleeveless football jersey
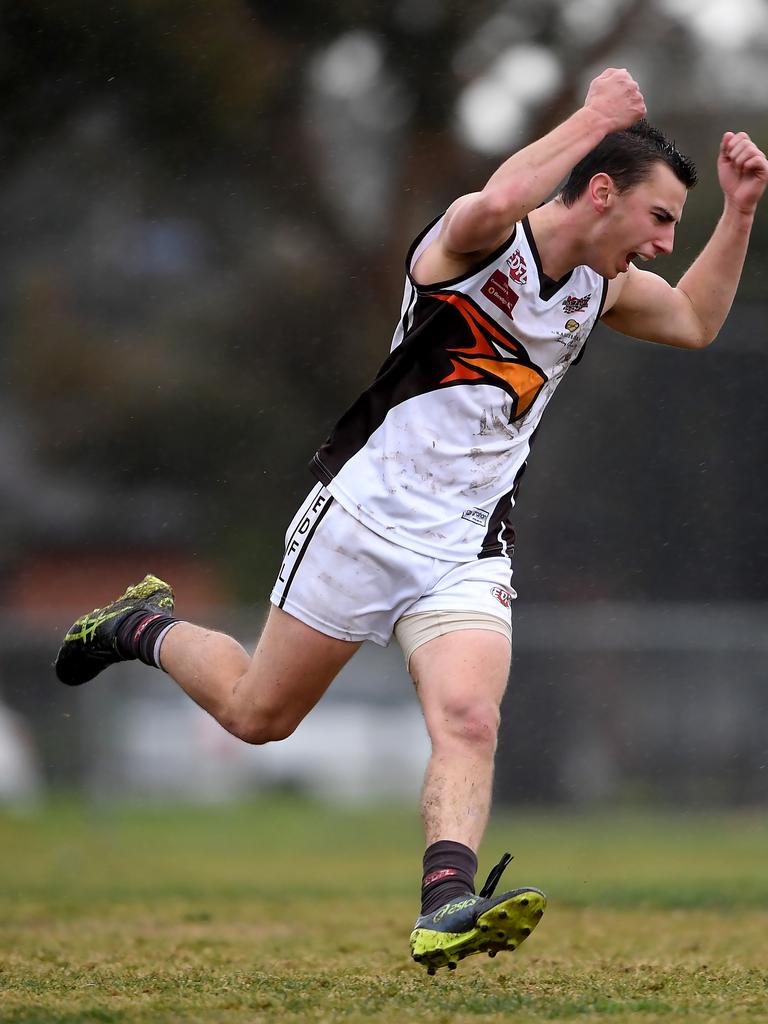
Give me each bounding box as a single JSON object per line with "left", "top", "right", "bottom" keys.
{"left": 311, "top": 214, "right": 608, "bottom": 562}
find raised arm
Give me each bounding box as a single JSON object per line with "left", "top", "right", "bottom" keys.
{"left": 413, "top": 68, "right": 646, "bottom": 285}
{"left": 602, "top": 131, "right": 768, "bottom": 348}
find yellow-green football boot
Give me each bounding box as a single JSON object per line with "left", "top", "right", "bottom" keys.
{"left": 410, "top": 853, "right": 546, "bottom": 975}
{"left": 54, "top": 574, "right": 174, "bottom": 686}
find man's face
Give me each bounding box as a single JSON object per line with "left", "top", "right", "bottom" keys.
{"left": 596, "top": 162, "right": 689, "bottom": 279}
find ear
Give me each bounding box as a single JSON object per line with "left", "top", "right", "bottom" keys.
{"left": 588, "top": 173, "right": 615, "bottom": 213}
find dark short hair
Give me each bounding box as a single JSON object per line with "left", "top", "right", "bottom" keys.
{"left": 560, "top": 120, "right": 697, "bottom": 206}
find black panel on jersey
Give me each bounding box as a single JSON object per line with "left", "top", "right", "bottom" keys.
{"left": 311, "top": 291, "right": 547, "bottom": 485}
{"left": 478, "top": 486, "right": 516, "bottom": 561}
{"left": 477, "top": 444, "right": 534, "bottom": 561}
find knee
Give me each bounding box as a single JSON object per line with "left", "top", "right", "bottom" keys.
{"left": 222, "top": 709, "right": 298, "bottom": 746}
{"left": 429, "top": 697, "right": 501, "bottom": 754}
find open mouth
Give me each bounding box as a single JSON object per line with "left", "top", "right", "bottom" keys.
{"left": 628, "top": 252, "right": 651, "bottom": 264}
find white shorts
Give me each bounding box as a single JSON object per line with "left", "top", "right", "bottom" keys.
{"left": 270, "top": 484, "right": 516, "bottom": 648}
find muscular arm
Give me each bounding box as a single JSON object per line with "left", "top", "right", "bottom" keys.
{"left": 441, "top": 107, "right": 617, "bottom": 254}
{"left": 413, "top": 68, "right": 646, "bottom": 285}
{"left": 603, "top": 132, "right": 768, "bottom": 349}
{"left": 602, "top": 203, "right": 756, "bottom": 348}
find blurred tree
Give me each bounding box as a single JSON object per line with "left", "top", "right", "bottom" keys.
{"left": 0, "top": 0, "right": 766, "bottom": 602}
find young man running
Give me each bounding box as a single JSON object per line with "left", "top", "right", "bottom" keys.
{"left": 55, "top": 68, "right": 768, "bottom": 974}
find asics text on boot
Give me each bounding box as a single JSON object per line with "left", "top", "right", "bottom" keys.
{"left": 410, "top": 852, "right": 546, "bottom": 975}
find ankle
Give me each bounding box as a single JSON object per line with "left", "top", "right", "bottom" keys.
{"left": 420, "top": 839, "right": 477, "bottom": 915}
{"left": 115, "top": 611, "right": 181, "bottom": 668}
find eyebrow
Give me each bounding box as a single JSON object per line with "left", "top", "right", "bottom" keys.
{"left": 652, "top": 206, "right": 678, "bottom": 223}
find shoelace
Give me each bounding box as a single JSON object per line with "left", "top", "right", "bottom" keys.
{"left": 478, "top": 851, "right": 513, "bottom": 898}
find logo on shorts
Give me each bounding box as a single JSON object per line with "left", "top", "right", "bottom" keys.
{"left": 277, "top": 490, "right": 328, "bottom": 585}
{"left": 462, "top": 507, "right": 490, "bottom": 527}
{"left": 491, "top": 585, "right": 513, "bottom": 608}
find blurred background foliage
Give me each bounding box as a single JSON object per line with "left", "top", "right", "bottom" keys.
{"left": 1, "top": 0, "right": 767, "bottom": 602}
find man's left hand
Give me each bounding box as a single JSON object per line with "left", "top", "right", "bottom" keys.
{"left": 718, "top": 131, "right": 768, "bottom": 214}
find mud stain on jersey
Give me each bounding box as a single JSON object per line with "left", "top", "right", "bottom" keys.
{"left": 478, "top": 406, "right": 519, "bottom": 439}
{"left": 461, "top": 446, "right": 512, "bottom": 495}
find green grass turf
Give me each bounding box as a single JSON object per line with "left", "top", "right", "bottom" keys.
{"left": 0, "top": 798, "right": 766, "bottom": 1022}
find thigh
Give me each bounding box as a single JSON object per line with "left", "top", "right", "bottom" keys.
{"left": 410, "top": 628, "right": 512, "bottom": 737}
{"left": 394, "top": 552, "right": 514, "bottom": 675}
{"left": 232, "top": 605, "right": 361, "bottom": 733}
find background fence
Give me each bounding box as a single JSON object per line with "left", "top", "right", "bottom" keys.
{"left": 2, "top": 600, "right": 764, "bottom": 806}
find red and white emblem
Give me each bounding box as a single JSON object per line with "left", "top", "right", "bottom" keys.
{"left": 507, "top": 249, "right": 528, "bottom": 285}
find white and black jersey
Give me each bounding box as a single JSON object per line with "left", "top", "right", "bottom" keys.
{"left": 311, "top": 214, "right": 608, "bottom": 562}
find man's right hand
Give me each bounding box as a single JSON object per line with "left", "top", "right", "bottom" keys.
{"left": 584, "top": 68, "right": 646, "bottom": 133}
{"left": 414, "top": 67, "right": 648, "bottom": 283}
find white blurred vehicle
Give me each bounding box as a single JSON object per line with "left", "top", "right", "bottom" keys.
{"left": 0, "top": 697, "right": 43, "bottom": 804}
{"left": 84, "top": 639, "right": 430, "bottom": 803}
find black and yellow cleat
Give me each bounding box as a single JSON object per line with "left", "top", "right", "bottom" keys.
{"left": 54, "top": 574, "right": 174, "bottom": 686}
{"left": 410, "top": 853, "right": 546, "bottom": 975}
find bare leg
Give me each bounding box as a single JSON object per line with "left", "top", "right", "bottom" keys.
{"left": 409, "top": 631, "right": 545, "bottom": 974}
{"left": 410, "top": 629, "right": 511, "bottom": 851}
{"left": 159, "top": 605, "right": 361, "bottom": 744}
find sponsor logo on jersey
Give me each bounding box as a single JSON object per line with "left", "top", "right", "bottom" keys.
{"left": 507, "top": 249, "right": 528, "bottom": 284}
{"left": 563, "top": 293, "right": 591, "bottom": 314}
{"left": 551, "top": 327, "right": 582, "bottom": 348}
{"left": 481, "top": 269, "right": 519, "bottom": 319}
{"left": 462, "top": 507, "right": 490, "bottom": 527}
{"left": 564, "top": 318, "right": 580, "bottom": 332}
{"left": 491, "top": 585, "right": 513, "bottom": 608}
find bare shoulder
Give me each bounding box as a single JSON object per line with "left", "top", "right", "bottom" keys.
{"left": 601, "top": 263, "right": 677, "bottom": 323}
{"left": 600, "top": 269, "right": 630, "bottom": 316}
{"left": 412, "top": 192, "right": 513, "bottom": 287}
{"left": 411, "top": 238, "right": 476, "bottom": 287}
{"left": 600, "top": 263, "right": 706, "bottom": 348}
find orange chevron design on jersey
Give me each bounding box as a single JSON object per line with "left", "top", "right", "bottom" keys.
{"left": 434, "top": 292, "right": 547, "bottom": 419}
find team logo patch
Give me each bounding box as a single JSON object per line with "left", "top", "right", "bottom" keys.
{"left": 491, "top": 585, "right": 513, "bottom": 608}
{"left": 462, "top": 507, "right": 490, "bottom": 527}
{"left": 507, "top": 249, "right": 528, "bottom": 285}
{"left": 563, "top": 293, "right": 591, "bottom": 314}
{"left": 564, "top": 318, "right": 580, "bottom": 332}
{"left": 481, "top": 270, "right": 519, "bottom": 319}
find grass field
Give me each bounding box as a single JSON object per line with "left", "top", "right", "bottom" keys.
{"left": 0, "top": 798, "right": 766, "bottom": 1023}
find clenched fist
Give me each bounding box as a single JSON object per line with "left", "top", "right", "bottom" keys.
{"left": 584, "top": 68, "right": 646, "bottom": 133}
{"left": 718, "top": 131, "right": 768, "bottom": 215}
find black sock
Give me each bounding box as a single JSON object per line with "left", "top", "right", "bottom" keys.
{"left": 115, "top": 610, "right": 180, "bottom": 668}
{"left": 420, "top": 840, "right": 478, "bottom": 915}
